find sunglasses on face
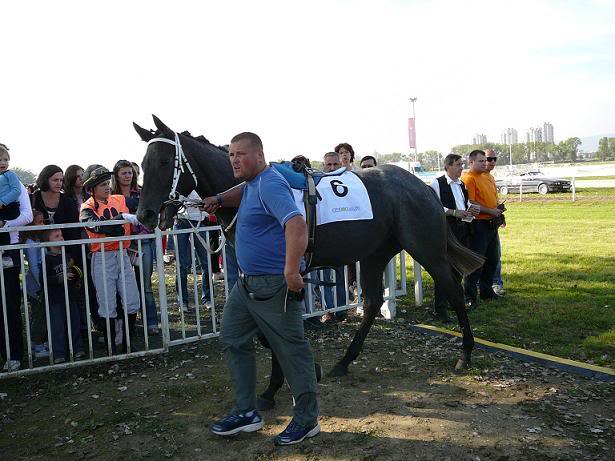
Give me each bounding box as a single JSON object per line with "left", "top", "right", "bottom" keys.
{"left": 486, "top": 157, "right": 497, "bottom": 162}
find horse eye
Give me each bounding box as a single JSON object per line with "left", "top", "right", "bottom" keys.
{"left": 160, "top": 158, "right": 170, "bottom": 165}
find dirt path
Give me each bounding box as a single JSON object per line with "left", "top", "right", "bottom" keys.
{"left": 1, "top": 314, "right": 613, "bottom": 460}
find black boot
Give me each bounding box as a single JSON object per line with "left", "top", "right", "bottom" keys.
{"left": 99, "top": 318, "right": 118, "bottom": 355}
{"left": 257, "top": 348, "right": 284, "bottom": 411}
{"left": 123, "top": 314, "right": 138, "bottom": 353}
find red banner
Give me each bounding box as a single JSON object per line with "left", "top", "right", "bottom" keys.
{"left": 408, "top": 117, "right": 416, "bottom": 149}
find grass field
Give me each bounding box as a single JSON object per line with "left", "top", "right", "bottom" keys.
{"left": 403, "top": 187, "right": 615, "bottom": 368}
{"left": 573, "top": 175, "right": 615, "bottom": 180}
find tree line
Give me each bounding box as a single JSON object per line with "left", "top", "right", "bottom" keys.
{"left": 597, "top": 137, "right": 615, "bottom": 161}
{"left": 375, "top": 136, "right": 599, "bottom": 172}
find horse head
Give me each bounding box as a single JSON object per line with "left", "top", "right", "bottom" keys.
{"left": 134, "top": 115, "right": 238, "bottom": 230}
{"left": 134, "top": 115, "right": 196, "bottom": 229}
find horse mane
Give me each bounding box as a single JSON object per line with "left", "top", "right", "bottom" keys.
{"left": 179, "top": 131, "right": 228, "bottom": 152}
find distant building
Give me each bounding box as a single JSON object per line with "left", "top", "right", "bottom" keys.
{"left": 500, "top": 128, "right": 518, "bottom": 145}
{"left": 472, "top": 133, "right": 487, "bottom": 145}
{"left": 543, "top": 122, "right": 554, "bottom": 143}
{"left": 526, "top": 127, "right": 543, "bottom": 144}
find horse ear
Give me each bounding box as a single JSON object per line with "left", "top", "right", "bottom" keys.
{"left": 152, "top": 115, "right": 174, "bottom": 136}
{"left": 133, "top": 122, "right": 154, "bottom": 142}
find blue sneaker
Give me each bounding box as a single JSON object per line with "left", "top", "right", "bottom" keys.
{"left": 274, "top": 419, "right": 320, "bottom": 446}
{"left": 210, "top": 411, "right": 264, "bottom": 436}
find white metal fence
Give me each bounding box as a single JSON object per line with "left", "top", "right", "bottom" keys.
{"left": 0, "top": 221, "right": 419, "bottom": 378}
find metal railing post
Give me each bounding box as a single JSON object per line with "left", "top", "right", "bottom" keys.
{"left": 155, "top": 228, "right": 170, "bottom": 351}
{"left": 413, "top": 259, "right": 423, "bottom": 306}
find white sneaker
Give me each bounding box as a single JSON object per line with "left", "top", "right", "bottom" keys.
{"left": 34, "top": 345, "right": 50, "bottom": 359}
{"left": 148, "top": 325, "right": 160, "bottom": 335}
{"left": 2, "top": 256, "right": 14, "bottom": 269}
{"left": 3, "top": 360, "right": 20, "bottom": 372}
{"left": 492, "top": 285, "right": 506, "bottom": 296}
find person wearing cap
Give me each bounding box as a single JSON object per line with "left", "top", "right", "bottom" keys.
{"left": 80, "top": 166, "right": 141, "bottom": 353}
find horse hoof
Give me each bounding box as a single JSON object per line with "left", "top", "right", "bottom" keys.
{"left": 327, "top": 364, "right": 348, "bottom": 378}
{"left": 315, "top": 363, "right": 323, "bottom": 383}
{"left": 454, "top": 358, "right": 471, "bottom": 373}
{"left": 256, "top": 396, "right": 275, "bottom": 411}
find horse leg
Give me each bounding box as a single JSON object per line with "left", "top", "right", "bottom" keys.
{"left": 413, "top": 254, "right": 475, "bottom": 370}
{"left": 329, "top": 254, "right": 391, "bottom": 377}
{"left": 396, "top": 218, "right": 475, "bottom": 371}
{"left": 256, "top": 332, "right": 324, "bottom": 410}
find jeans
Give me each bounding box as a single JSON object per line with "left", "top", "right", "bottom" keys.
{"left": 174, "top": 219, "right": 214, "bottom": 305}
{"left": 492, "top": 234, "right": 503, "bottom": 287}
{"left": 323, "top": 267, "right": 347, "bottom": 309}
{"left": 49, "top": 294, "right": 84, "bottom": 360}
{"left": 464, "top": 220, "right": 499, "bottom": 301}
{"left": 139, "top": 238, "right": 158, "bottom": 327}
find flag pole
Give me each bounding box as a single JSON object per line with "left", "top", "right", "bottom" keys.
{"left": 409, "top": 97, "right": 418, "bottom": 163}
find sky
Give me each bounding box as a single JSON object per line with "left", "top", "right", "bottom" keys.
{"left": 1, "top": 0, "right": 615, "bottom": 173}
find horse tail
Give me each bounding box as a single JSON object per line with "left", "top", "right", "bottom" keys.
{"left": 446, "top": 225, "right": 485, "bottom": 276}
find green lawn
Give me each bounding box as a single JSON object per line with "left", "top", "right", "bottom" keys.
{"left": 402, "top": 188, "right": 615, "bottom": 368}
{"left": 573, "top": 175, "right": 615, "bottom": 180}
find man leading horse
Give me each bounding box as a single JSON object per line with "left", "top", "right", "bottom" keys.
{"left": 206, "top": 132, "right": 320, "bottom": 446}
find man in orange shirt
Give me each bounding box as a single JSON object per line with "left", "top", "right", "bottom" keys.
{"left": 484, "top": 149, "right": 505, "bottom": 296}
{"left": 461, "top": 150, "right": 504, "bottom": 308}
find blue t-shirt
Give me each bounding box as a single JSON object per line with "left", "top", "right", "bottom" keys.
{"left": 235, "top": 167, "right": 302, "bottom": 275}
{"left": 0, "top": 170, "right": 21, "bottom": 205}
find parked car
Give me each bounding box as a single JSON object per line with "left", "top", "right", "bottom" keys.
{"left": 495, "top": 171, "right": 572, "bottom": 195}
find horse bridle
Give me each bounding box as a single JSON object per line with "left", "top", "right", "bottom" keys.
{"left": 147, "top": 131, "right": 198, "bottom": 200}
{"left": 147, "top": 131, "right": 238, "bottom": 242}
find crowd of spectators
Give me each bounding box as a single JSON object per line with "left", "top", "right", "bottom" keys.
{"left": 0, "top": 142, "right": 231, "bottom": 372}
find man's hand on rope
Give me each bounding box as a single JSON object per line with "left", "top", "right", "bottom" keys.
{"left": 199, "top": 196, "right": 220, "bottom": 214}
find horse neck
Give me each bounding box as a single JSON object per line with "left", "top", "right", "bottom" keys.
{"left": 180, "top": 137, "right": 240, "bottom": 233}
{"left": 183, "top": 138, "right": 239, "bottom": 197}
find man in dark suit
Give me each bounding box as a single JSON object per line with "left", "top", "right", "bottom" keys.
{"left": 429, "top": 154, "right": 475, "bottom": 322}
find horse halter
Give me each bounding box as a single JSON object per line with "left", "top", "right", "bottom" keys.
{"left": 147, "top": 132, "right": 198, "bottom": 200}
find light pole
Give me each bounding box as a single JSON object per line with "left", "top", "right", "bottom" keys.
{"left": 509, "top": 139, "right": 513, "bottom": 167}
{"left": 507, "top": 128, "right": 513, "bottom": 168}
{"left": 409, "top": 97, "right": 418, "bottom": 164}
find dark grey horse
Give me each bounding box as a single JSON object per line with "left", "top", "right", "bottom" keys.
{"left": 134, "top": 116, "right": 483, "bottom": 400}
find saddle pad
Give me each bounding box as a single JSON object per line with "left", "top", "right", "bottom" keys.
{"left": 292, "top": 171, "right": 373, "bottom": 225}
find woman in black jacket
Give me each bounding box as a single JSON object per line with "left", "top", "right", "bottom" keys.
{"left": 31, "top": 165, "right": 81, "bottom": 246}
